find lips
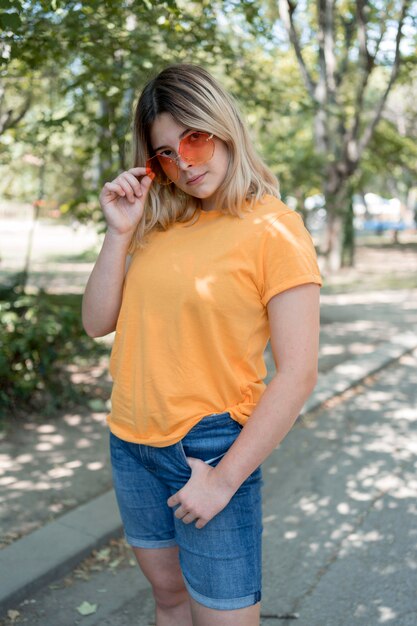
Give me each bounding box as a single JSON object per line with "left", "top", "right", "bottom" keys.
{"left": 186, "top": 172, "right": 206, "bottom": 185}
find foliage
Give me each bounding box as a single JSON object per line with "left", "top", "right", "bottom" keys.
{"left": 0, "top": 277, "right": 108, "bottom": 421}
{"left": 0, "top": 0, "right": 238, "bottom": 220}
{"left": 1, "top": 0, "right": 416, "bottom": 220}
{"left": 227, "top": 2, "right": 415, "bottom": 224}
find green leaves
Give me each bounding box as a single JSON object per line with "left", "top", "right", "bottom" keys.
{"left": 0, "top": 286, "right": 107, "bottom": 418}
{"left": 0, "top": 0, "right": 22, "bottom": 11}
{"left": 0, "top": 0, "right": 22, "bottom": 34}
{"left": 0, "top": 11, "right": 21, "bottom": 30}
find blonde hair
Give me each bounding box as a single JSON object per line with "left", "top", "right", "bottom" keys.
{"left": 129, "top": 63, "right": 280, "bottom": 253}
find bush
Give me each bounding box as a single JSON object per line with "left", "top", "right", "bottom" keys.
{"left": 0, "top": 277, "right": 108, "bottom": 421}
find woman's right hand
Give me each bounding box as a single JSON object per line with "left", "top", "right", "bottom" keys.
{"left": 99, "top": 167, "right": 155, "bottom": 236}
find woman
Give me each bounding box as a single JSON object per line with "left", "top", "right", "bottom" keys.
{"left": 82, "top": 63, "right": 322, "bottom": 626}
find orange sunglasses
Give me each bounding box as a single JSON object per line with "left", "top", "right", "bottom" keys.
{"left": 146, "top": 131, "right": 215, "bottom": 185}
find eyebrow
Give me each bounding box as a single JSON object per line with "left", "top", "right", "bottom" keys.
{"left": 153, "top": 128, "right": 192, "bottom": 153}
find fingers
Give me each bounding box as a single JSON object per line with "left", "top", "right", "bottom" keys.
{"left": 128, "top": 166, "right": 148, "bottom": 174}
{"left": 123, "top": 171, "right": 143, "bottom": 199}
{"left": 104, "top": 167, "right": 154, "bottom": 203}
{"left": 141, "top": 170, "right": 156, "bottom": 188}
{"left": 115, "top": 176, "right": 138, "bottom": 203}
{"left": 182, "top": 512, "right": 201, "bottom": 525}
{"left": 174, "top": 505, "right": 201, "bottom": 526}
{"left": 104, "top": 182, "right": 125, "bottom": 196}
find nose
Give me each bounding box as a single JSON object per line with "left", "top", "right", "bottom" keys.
{"left": 177, "top": 155, "right": 193, "bottom": 171}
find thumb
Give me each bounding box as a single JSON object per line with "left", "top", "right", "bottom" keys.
{"left": 141, "top": 171, "right": 155, "bottom": 195}
{"left": 186, "top": 456, "right": 205, "bottom": 469}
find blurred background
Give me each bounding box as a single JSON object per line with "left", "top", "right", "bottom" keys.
{"left": 1, "top": 0, "right": 417, "bottom": 571}
{"left": 1, "top": 1, "right": 416, "bottom": 418}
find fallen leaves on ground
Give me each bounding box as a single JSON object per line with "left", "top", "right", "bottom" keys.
{"left": 47, "top": 537, "right": 134, "bottom": 590}
{"left": 76, "top": 601, "right": 97, "bottom": 616}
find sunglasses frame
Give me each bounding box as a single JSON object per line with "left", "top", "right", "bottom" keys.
{"left": 146, "top": 131, "right": 215, "bottom": 185}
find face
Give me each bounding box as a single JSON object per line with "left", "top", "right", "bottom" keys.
{"left": 150, "top": 112, "right": 229, "bottom": 209}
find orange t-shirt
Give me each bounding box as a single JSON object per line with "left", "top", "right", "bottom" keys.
{"left": 106, "top": 194, "right": 323, "bottom": 446}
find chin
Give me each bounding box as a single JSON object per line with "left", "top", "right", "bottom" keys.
{"left": 185, "top": 189, "right": 215, "bottom": 200}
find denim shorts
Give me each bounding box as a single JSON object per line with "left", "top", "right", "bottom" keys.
{"left": 109, "top": 410, "right": 264, "bottom": 611}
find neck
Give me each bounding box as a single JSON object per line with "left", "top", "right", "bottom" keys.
{"left": 201, "top": 194, "right": 217, "bottom": 212}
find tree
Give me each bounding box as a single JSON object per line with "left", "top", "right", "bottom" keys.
{"left": 259, "top": 0, "right": 415, "bottom": 270}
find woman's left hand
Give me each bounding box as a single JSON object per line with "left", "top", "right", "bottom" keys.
{"left": 167, "top": 457, "right": 236, "bottom": 529}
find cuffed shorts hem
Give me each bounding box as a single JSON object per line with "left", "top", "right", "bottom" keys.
{"left": 125, "top": 533, "right": 178, "bottom": 549}
{"left": 182, "top": 572, "right": 262, "bottom": 610}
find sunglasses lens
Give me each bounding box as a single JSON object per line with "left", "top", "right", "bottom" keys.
{"left": 146, "top": 133, "right": 214, "bottom": 184}
{"left": 146, "top": 155, "right": 179, "bottom": 185}
{"left": 180, "top": 132, "right": 214, "bottom": 165}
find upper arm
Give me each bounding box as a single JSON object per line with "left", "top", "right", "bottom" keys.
{"left": 267, "top": 283, "right": 320, "bottom": 382}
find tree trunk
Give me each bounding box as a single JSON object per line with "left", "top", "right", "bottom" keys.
{"left": 323, "top": 180, "right": 350, "bottom": 272}
{"left": 320, "top": 163, "right": 353, "bottom": 272}
{"left": 21, "top": 202, "right": 40, "bottom": 293}
{"left": 98, "top": 96, "right": 114, "bottom": 182}
{"left": 324, "top": 210, "right": 344, "bottom": 272}
{"left": 342, "top": 192, "right": 355, "bottom": 267}
{"left": 21, "top": 159, "right": 46, "bottom": 293}
{"left": 294, "top": 189, "right": 307, "bottom": 222}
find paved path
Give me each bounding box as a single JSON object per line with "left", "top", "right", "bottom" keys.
{"left": 1, "top": 289, "right": 416, "bottom": 548}
{"left": 1, "top": 288, "right": 417, "bottom": 624}
{"left": 2, "top": 347, "right": 416, "bottom": 625}
{"left": 1, "top": 218, "right": 417, "bottom": 624}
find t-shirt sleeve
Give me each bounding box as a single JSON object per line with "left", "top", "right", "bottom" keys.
{"left": 258, "top": 210, "right": 323, "bottom": 306}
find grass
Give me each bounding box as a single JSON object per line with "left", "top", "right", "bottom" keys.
{"left": 321, "top": 273, "right": 417, "bottom": 294}
{"left": 46, "top": 247, "right": 102, "bottom": 264}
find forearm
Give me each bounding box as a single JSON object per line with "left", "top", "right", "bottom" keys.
{"left": 213, "top": 371, "right": 318, "bottom": 493}
{"left": 82, "top": 230, "right": 132, "bottom": 337}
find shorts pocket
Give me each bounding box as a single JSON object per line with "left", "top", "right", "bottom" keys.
{"left": 179, "top": 413, "right": 243, "bottom": 468}
{"left": 177, "top": 439, "right": 191, "bottom": 468}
